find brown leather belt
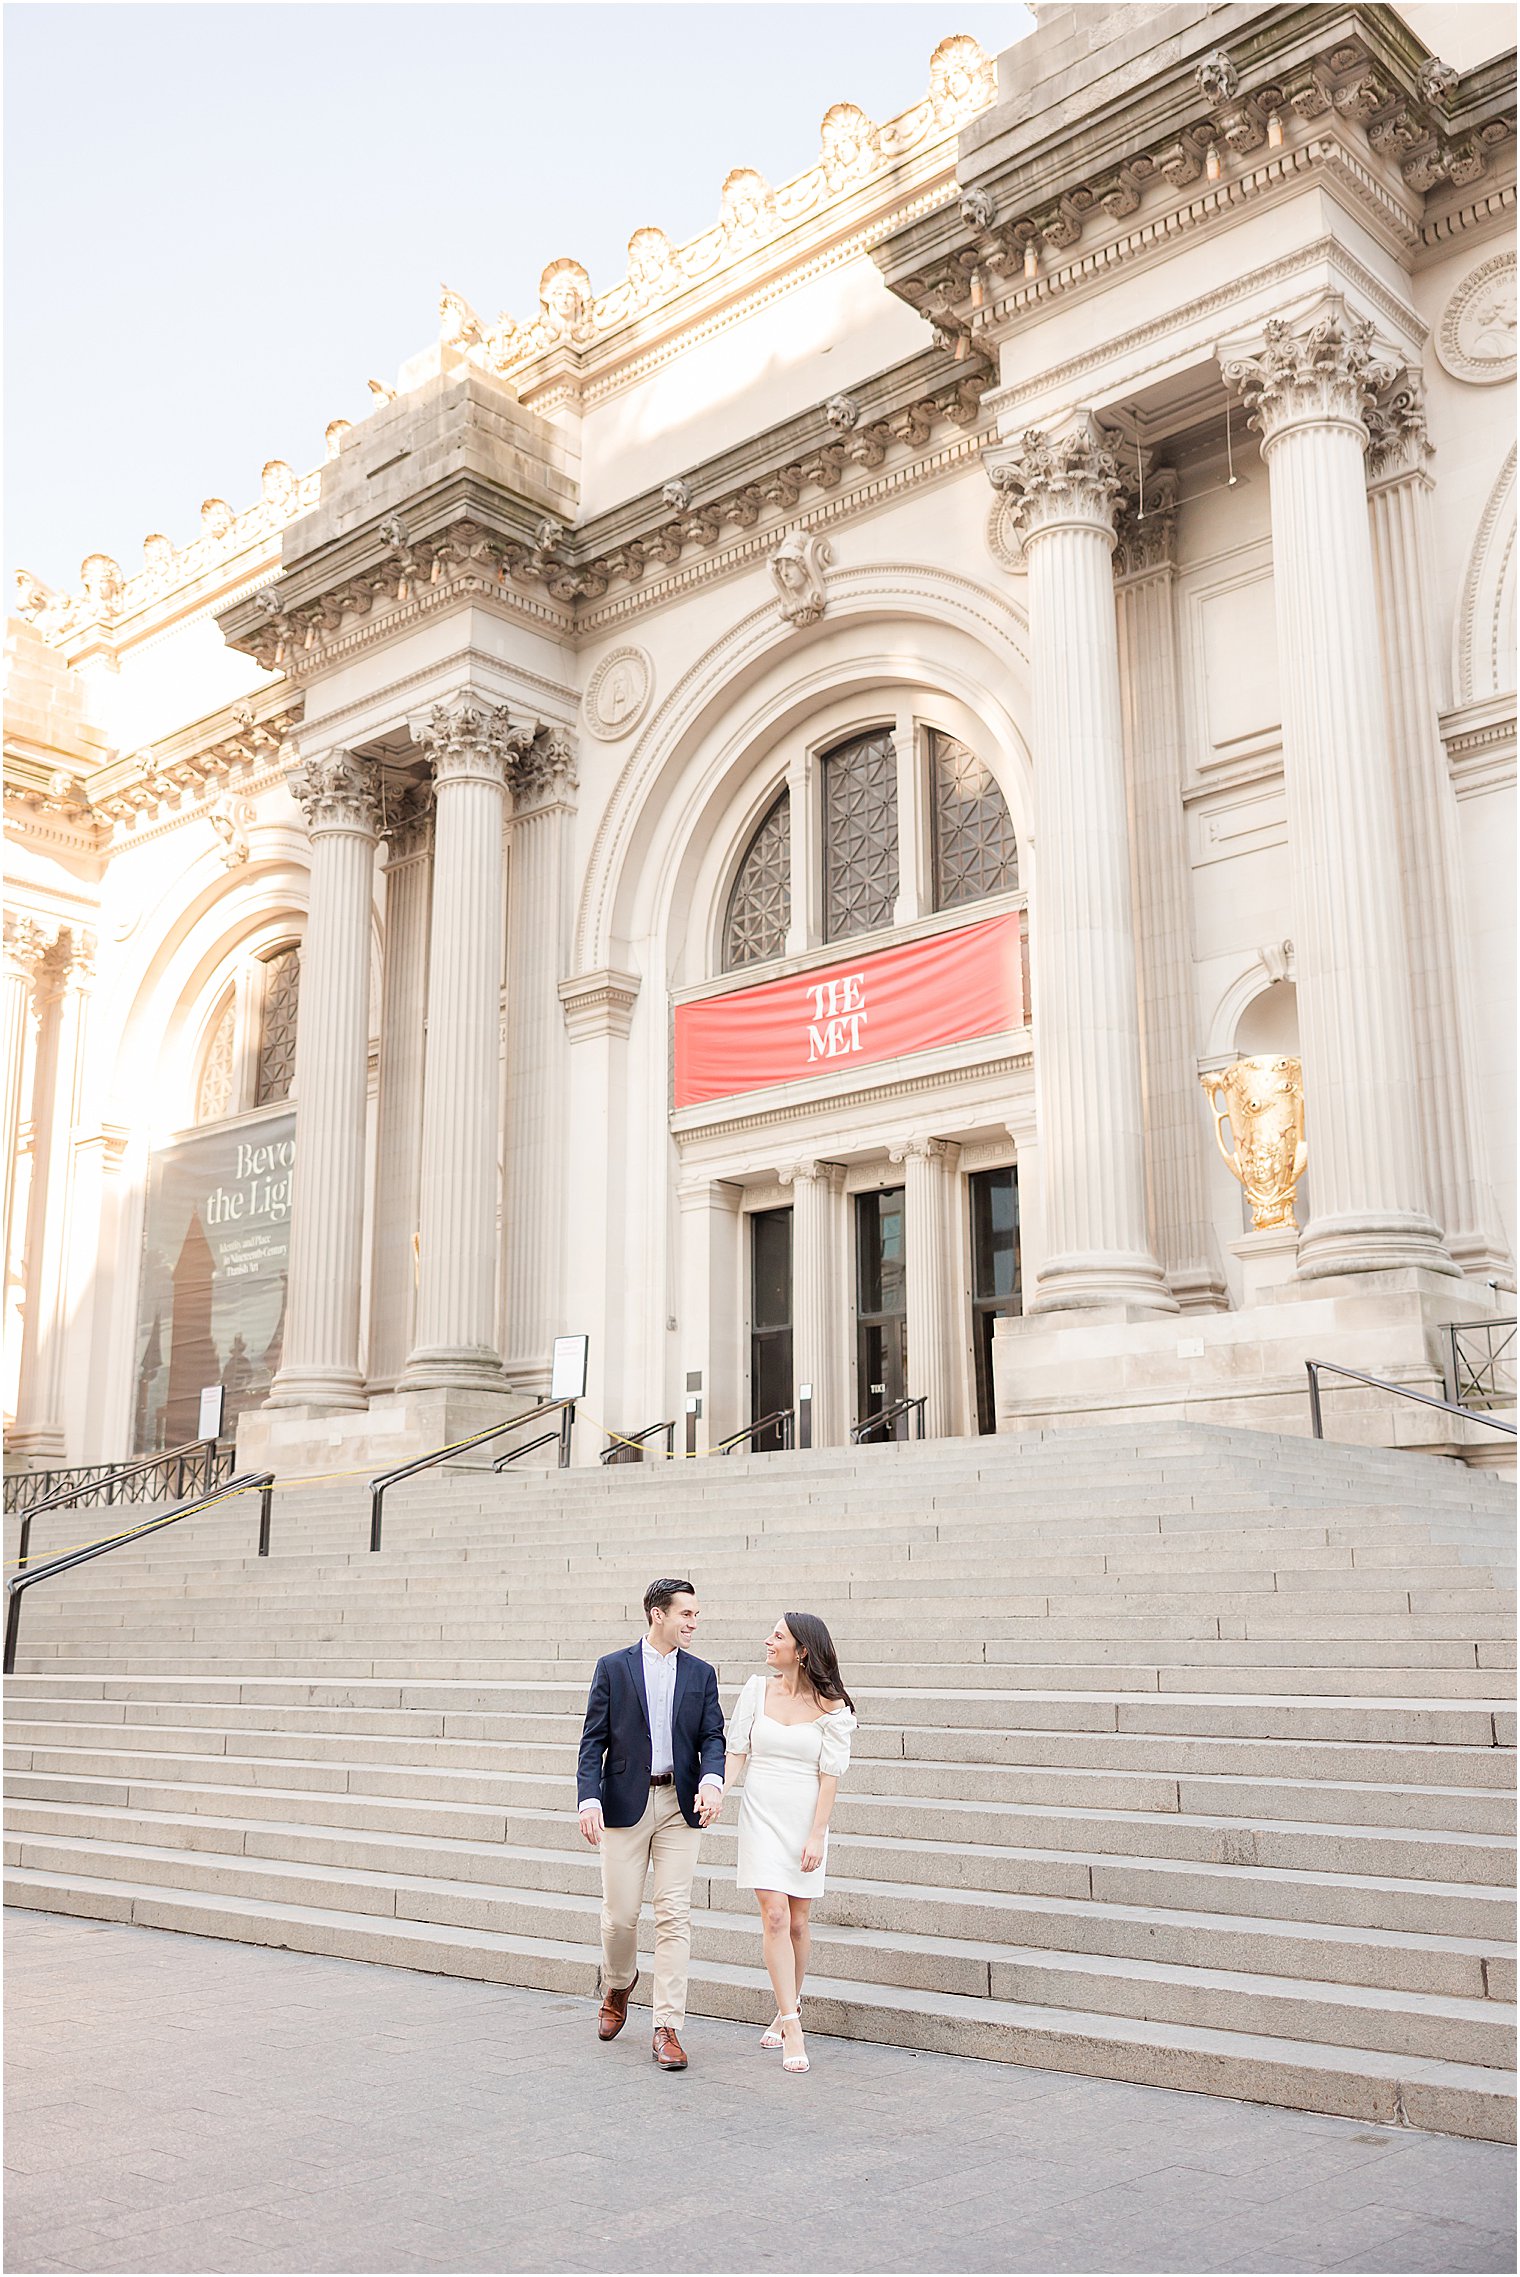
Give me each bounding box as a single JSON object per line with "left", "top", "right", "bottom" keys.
{"left": 649, "top": 1773, "right": 675, "bottom": 1787}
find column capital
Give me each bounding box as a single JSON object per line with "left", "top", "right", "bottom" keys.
{"left": 287, "top": 749, "right": 383, "bottom": 836}
{"left": 887, "top": 1135, "right": 955, "bottom": 1166}
{"left": 778, "top": 1156, "right": 845, "bottom": 1189}
{"left": 510, "top": 723, "right": 579, "bottom": 812}
{"left": 417, "top": 694, "right": 534, "bottom": 788}
{"left": 1221, "top": 300, "right": 1403, "bottom": 454}
{"left": 1364, "top": 377, "right": 1432, "bottom": 487}
{"left": 984, "top": 413, "right": 1123, "bottom": 548}
{"left": 382, "top": 784, "right": 435, "bottom": 865}
{"left": 6, "top": 918, "right": 94, "bottom": 1001}
{"left": 1112, "top": 466, "right": 1180, "bottom": 581}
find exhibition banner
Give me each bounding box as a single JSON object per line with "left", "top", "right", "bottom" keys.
{"left": 674, "top": 910, "right": 1024, "bottom": 1110}
{"left": 133, "top": 1114, "right": 294, "bottom": 1452}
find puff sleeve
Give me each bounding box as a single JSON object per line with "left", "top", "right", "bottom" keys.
{"left": 725, "top": 1672, "right": 761, "bottom": 1757}
{"left": 818, "top": 1705, "right": 856, "bottom": 1779}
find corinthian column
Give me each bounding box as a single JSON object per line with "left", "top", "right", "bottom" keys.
{"left": 1223, "top": 305, "right": 1453, "bottom": 1279}
{"left": 1365, "top": 391, "right": 1512, "bottom": 1287}
{"left": 2, "top": 921, "right": 33, "bottom": 1322}
{"left": 986, "top": 415, "right": 1173, "bottom": 1313}
{"left": 367, "top": 795, "right": 434, "bottom": 1392}
{"left": 501, "top": 726, "right": 577, "bottom": 1391}
{"left": 1113, "top": 478, "right": 1228, "bottom": 1312}
{"left": 9, "top": 925, "right": 92, "bottom": 1460}
{"left": 266, "top": 750, "right": 381, "bottom": 1411}
{"left": 779, "top": 1158, "right": 846, "bottom": 1444}
{"left": 401, "top": 697, "right": 527, "bottom": 1392}
{"left": 891, "top": 1135, "right": 959, "bottom": 1435}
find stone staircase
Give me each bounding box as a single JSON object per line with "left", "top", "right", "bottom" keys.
{"left": 4, "top": 1422, "right": 1515, "bottom": 2140}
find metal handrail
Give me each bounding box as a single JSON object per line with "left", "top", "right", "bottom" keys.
{"left": 368, "top": 1398, "right": 575, "bottom": 1553}
{"left": 600, "top": 1421, "right": 676, "bottom": 1465}
{"left": 852, "top": 1395, "right": 928, "bottom": 1446}
{"left": 8, "top": 1441, "right": 233, "bottom": 1573}
{"left": 492, "top": 1430, "right": 564, "bottom": 1471}
{"left": 716, "top": 1407, "right": 794, "bottom": 1456}
{"left": 1441, "top": 1318, "right": 1517, "bottom": 1413}
{"left": 4, "top": 1438, "right": 231, "bottom": 1524}
{"left": 4, "top": 1471, "right": 276, "bottom": 1676}
{"left": 1305, "top": 1360, "right": 1517, "bottom": 1440}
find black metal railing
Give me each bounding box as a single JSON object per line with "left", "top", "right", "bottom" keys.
{"left": 716, "top": 1408, "right": 794, "bottom": 1456}
{"left": 1305, "top": 1360, "right": 1517, "bottom": 1442}
{"left": 491, "top": 1431, "right": 567, "bottom": 1472}
{"left": 4, "top": 1471, "right": 275, "bottom": 1676}
{"left": 600, "top": 1421, "right": 676, "bottom": 1465}
{"left": 4, "top": 1439, "right": 233, "bottom": 1519}
{"left": 368, "top": 1398, "right": 575, "bottom": 1553}
{"left": 852, "top": 1395, "right": 928, "bottom": 1446}
{"left": 1441, "top": 1318, "right": 1517, "bottom": 1415}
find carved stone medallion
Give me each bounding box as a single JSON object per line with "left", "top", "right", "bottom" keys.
{"left": 1436, "top": 252, "right": 1517, "bottom": 385}
{"left": 583, "top": 645, "right": 654, "bottom": 741}
{"left": 985, "top": 493, "right": 1026, "bottom": 573}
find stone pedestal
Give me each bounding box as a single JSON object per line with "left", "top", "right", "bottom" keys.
{"left": 1229, "top": 1225, "right": 1301, "bottom": 1307}
{"left": 237, "top": 1382, "right": 530, "bottom": 1482}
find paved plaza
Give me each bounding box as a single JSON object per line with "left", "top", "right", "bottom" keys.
{"left": 3, "top": 1913, "right": 1514, "bottom": 2276}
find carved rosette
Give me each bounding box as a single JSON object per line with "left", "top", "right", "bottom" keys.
{"left": 1221, "top": 309, "right": 1400, "bottom": 452}
{"left": 418, "top": 698, "right": 533, "bottom": 789}
{"left": 984, "top": 418, "right": 1124, "bottom": 548}
{"left": 287, "top": 750, "right": 383, "bottom": 836}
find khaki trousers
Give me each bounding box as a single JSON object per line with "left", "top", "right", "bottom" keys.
{"left": 599, "top": 1785, "right": 703, "bottom": 2029}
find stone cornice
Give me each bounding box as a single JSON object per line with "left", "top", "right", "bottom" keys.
{"left": 879, "top": 12, "right": 1514, "bottom": 350}
{"left": 219, "top": 346, "right": 994, "bottom": 674}
{"left": 670, "top": 1044, "right": 1033, "bottom": 1144}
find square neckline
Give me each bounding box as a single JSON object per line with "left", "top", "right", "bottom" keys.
{"left": 756, "top": 1675, "right": 832, "bottom": 1728}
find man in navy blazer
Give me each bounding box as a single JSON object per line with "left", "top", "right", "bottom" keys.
{"left": 577, "top": 1576, "right": 725, "bottom": 2070}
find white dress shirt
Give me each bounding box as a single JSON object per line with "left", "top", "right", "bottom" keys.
{"left": 578, "top": 1640, "right": 723, "bottom": 1816}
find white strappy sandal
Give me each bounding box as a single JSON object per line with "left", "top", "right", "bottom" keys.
{"left": 760, "top": 1996, "right": 800, "bottom": 2051}
{"left": 778, "top": 2012, "right": 809, "bottom": 2072}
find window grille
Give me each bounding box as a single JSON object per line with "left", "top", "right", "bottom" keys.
{"left": 931, "top": 731, "right": 1018, "bottom": 909}
{"left": 723, "top": 789, "right": 791, "bottom": 969}
{"left": 823, "top": 730, "right": 898, "bottom": 941}
{"left": 196, "top": 996, "right": 236, "bottom": 1124}
{"left": 255, "top": 947, "right": 301, "bottom": 1105}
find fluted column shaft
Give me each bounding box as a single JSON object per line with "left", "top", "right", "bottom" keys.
{"left": 894, "top": 1136, "right": 958, "bottom": 1435}
{"left": 1114, "top": 500, "right": 1227, "bottom": 1311}
{"left": 781, "top": 1159, "right": 845, "bottom": 1445}
{"left": 501, "top": 731, "right": 577, "bottom": 1389}
{"left": 267, "top": 752, "right": 381, "bottom": 1411}
{"left": 1367, "top": 437, "right": 1511, "bottom": 1285}
{"left": 988, "top": 417, "right": 1172, "bottom": 1312}
{"left": 9, "top": 927, "right": 91, "bottom": 1459}
{"left": 2, "top": 937, "right": 32, "bottom": 1326}
{"left": 1225, "top": 309, "right": 1451, "bottom": 1278}
{"left": 367, "top": 806, "right": 434, "bottom": 1392}
{"left": 402, "top": 699, "right": 525, "bottom": 1391}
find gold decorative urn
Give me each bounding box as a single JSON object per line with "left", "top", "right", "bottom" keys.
{"left": 1200, "top": 1056, "right": 1308, "bottom": 1231}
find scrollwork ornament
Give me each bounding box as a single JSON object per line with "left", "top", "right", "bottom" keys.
{"left": 418, "top": 700, "right": 532, "bottom": 789}
{"left": 1364, "top": 383, "right": 1430, "bottom": 482}
{"left": 1221, "top": 308, "right": 1401, "bottom": 448}
{"left": 983, "top": 417, "right": 1124, "bottom": 545}
{"left": 286, "top": 749, "right": 383, "bottom": 834}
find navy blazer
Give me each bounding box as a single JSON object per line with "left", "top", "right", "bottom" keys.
{"left": 577, "top": 1642, "right": 726, "bottom": 1830}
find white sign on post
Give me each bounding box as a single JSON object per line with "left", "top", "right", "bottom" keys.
{"left": 197, "top": 1384, "right": 225, "bottom": 1441}
{"left": 550, "top": 1334, "right": 589, "bottom": 1402}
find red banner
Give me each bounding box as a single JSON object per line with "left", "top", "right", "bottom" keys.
{"left": 674, "top": 912, "right": 1024, "bottom": 1109}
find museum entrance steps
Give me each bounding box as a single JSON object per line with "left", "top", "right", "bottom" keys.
{"left": 5, "top": 1422, "right": 1514, "bottom": 2140}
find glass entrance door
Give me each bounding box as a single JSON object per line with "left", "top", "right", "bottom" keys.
{"left": 969, "top": 1167, "right": 1021, "bottom": 1434}
{"left": 856, "top": 1186, "right": 907, "bottom": 1436}
{"left": 750, "top": 1207, "right": 793, "bottom": 1451}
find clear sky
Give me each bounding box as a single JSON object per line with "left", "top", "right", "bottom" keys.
{"left": 5, "top": 1, "right": 1033, "bottom": 597}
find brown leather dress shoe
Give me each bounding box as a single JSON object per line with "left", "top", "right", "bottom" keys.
{"left": 652, "top": 2025, "right": 689, "bottom": 2070}
{"left": 597, "top": 1970, "right": 637, "bottom": 2040}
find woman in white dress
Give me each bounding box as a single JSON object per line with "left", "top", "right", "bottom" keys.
{"left": 724, "top": 1611, "right": 856, "bottom": 2074}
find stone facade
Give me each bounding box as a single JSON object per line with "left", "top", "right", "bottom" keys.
{"left": 4, "top": 6, "right": 1515, "bottom": 1475}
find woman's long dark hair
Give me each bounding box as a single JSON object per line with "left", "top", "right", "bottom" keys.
{"left": 785, "top": 1612, "right": 855, "bottom": 1713}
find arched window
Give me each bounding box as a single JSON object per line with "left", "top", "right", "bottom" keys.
{"left": 193, "top": 940, "right": 302, "bottom": 1123}
{"left": 823, "top": 729, "right": 898, "bottom": 941}
{"left": 931, "top": 731, "right": 1018, "bottom": 909}
{"left": 723, "top": 789, "right": 791, "bottom": 970}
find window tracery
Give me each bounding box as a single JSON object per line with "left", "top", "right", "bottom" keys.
{"left": 723, "top": 789, "right": 791, "bottom": 970}
{"left": 931, "top": 731, "right": 1018, "bottom": 908}
{"left": 196, "top": 995, "right": 236, "bottom": 1124}
{"left": 255, "top": 947, "right": 301, "bottom": 1105}
{"left": 823, "top": 730, "right": 898, "bottom": 941}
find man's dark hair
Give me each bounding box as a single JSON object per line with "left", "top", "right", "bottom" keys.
{"left": 644, "top": 1577, "right": 696, "bottom": 1622}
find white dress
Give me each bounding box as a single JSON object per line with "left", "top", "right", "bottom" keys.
{"left": 726, "top": 1672, "right": 856, "bottom": 1898}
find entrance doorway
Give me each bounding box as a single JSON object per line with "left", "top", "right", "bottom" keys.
{"left": 969, "top": 1166, "right": 1021, "bottom": 1434}
{"left": 856, "top": 1186, "right": 907, "bottom": 1436}
{"left": 749, "top": 1207, "right": 793, "bottom": 1450}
